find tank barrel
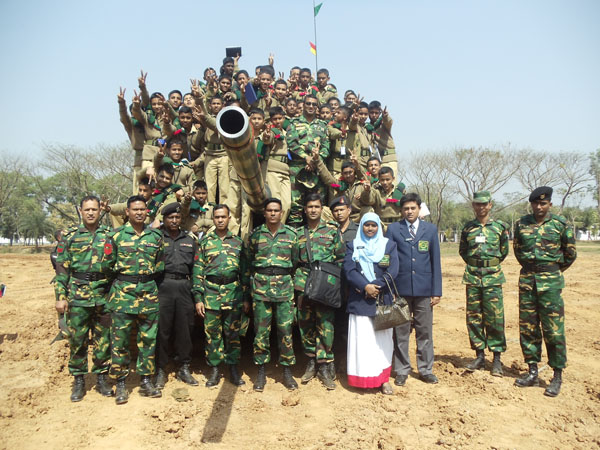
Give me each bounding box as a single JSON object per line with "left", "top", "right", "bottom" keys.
{"left": 216, "top": 106, "right": 267, "bottom": 211}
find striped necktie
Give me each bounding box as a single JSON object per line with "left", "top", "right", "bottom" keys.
{"left": 409, "top": 223, "right": 416, "bottom": 239}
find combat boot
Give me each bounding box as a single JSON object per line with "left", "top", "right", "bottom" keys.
{"left": 253, "top": 365, "right": 266, "bottom": 392}
{"left": 155, "top": 368, "right": 167, "bottom": 390}
{"left": 95, "top": 373, "right": 114, "bottom": 397}
{"left": 544, "top": 369, "right": 562, "bottom": 397}
{"left": 317, "top": 363, "right": 336, "bottom": 390}
{"left": 300, "top": 358, "right": 316, "bottom": 384}
{"left": 205, "top": 365, "right": 221, "bottom": 388}
{"left": 177, "top": 364, "right": 199, "bottom": 386}
{"left": 328, "top": 361, "right": 337, "bottom": 381}
{"left": 466, "top": 349, "right": 485, "bottom": 372}
{"left": 491, "top": 352, "right": 503, "bottom": 377}
{"left": 115, "top": 378, "right": 128, "bottom": 405}
{"left": 70, "top": 375, "right": 85, "bottom": 402}
{"left": 282, "top": 366, "right": 298, "bottom": 390}
{"left": 515, "top": 363, "right": 539, "bottom": 387}
{"left": 139, "top": 376, "right": 162, "bottom": 398}
{"left": 228, "top": 364, "right": 245, "bottom": 386}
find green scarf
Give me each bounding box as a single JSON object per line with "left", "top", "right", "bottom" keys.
{"left": 190, "top": 199, "right": 207, "bottom": 213}
{"left": 147, "top": 184, "right": 183, "bottom": 217}
{"left": 365, "top": 116, "right": 383, "bottom": 133}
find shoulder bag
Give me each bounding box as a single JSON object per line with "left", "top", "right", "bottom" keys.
{"left": 303, "top": 228, "right": 342, "bottom": 308}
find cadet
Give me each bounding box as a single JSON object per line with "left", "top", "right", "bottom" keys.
{"left": 360, "top": 167, "right": 405, "bottom": 227}
{"left": 195, "top": 204, "right": 250, "bottom": 387}
{"left": 152, "top": 139, "right": 196, "bottom": 193}
{"left": 54, "top": 195, "right": 113, "bottom": 401}
{"left": 104, "top": 195, "right": 164, "bottom": 404}
{"left": 103, "top": 178, "right": 152, "bottom": 228}
{"left": 247, "top": 198, "right": 299, "bottom": 391}
{"left": 181, "top": 180, "right": 213, "bottom": 237}
{"left": 513, "top": 186, "right": 577, "bottom": 397}
{"left": 295, "top": 193, "right": 344, "bottom": 390}
{"left": 154, "top": 203, "right": 201, "bottom": 390}
{"left": 366, "top": 102, "right": 398, "bottom": 181}
{"left": 147, "top": 163, "right": 183, "bottom": 227}
{"left": 459, "top": 191, "right": 509, "bottom": 376}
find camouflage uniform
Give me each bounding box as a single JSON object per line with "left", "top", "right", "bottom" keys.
{"left": 459, "top": 218, "right": 510, "bottom": 352}
{"left": 285, "top": 115, "right": 330, "bottom": 226}
{"left": 194, "top": 230, "right": 250, "bottom": 366}
{"left": 247, "top": 224, "right": 299, "bottom": 366}
{"left": 104, "top": 223, "right": 164, "bottom": 379}
{"left": 294, "top": 220, "right": 344, "bottom": 363}
{"left": 54, "top": 225, "right": 112, "bottom": 375}
{"left": 513, "top": 213, "right": 577, "bottom": 369}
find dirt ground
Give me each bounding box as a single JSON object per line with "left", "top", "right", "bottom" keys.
{"left": 0, "top": 245, "right": 599, "bottom": 449}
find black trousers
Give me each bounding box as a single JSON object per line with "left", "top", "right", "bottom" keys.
{"left": 156, "top": 278, "right": 195, "bottom": 369}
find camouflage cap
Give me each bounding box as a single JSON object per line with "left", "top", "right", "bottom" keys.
{"left": 161, "top": 202, "right": 182, "bottom": 216}
{"left": 473, "top": 191, "right": 491, "bottom": 203}
{"left": 330, "top": 195, "right": 350, "bottom": 209}
{"left": 529, "top": 186, "right": 552, "bottom": 202}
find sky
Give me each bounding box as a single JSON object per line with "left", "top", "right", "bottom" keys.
{"left": 1, "top": 0, "right": 599, "bottom": 160}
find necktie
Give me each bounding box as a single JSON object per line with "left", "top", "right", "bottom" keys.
{"left": 409, "top": 224, "right": 416, "bottom": 239}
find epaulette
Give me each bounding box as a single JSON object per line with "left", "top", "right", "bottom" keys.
{"left": 186, "top": 231, "right": 199, "bottom": 242}
{"left": 63, "top": 225, "right": 79, "bottom": 239}
{"left": 552, "top": 214, "right": 568, "bottom": 225}
{"left": 283, "top": 224, "right": 299, "bottom": 235}
{"left": 326, "top": 220, "right": 339, "bottom": 229}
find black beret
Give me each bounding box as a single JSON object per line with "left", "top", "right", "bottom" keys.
{"left": 529, "top": 186, "right": 553, "bottom": 202}
{"left": 330, "top": 195, "right": 350, "bottom": 209}
{"left": 161, "top": 202, "right": 182, "bottom": 216}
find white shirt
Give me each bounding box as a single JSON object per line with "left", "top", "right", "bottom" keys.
{"left": 405, "top": 218, "right": 420, "bottom": 236}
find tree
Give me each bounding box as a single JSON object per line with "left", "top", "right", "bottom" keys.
{"left": 515, "top": 149, "right": 562, "bottom": 193}
{"left": 589, "top": 148, "right": 600, "bottom": 214}
{"left": 554, "top": 151, "right": 593, "bottom": 213}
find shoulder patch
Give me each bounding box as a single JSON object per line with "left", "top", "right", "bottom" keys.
{"left": 57, "top": 242, "right": 66, "bottom": 253}
{"left": 104, "top": 242, "right": 113, "bottom": 255}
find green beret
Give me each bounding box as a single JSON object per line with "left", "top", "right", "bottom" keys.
{"left": 473, "top": 191, "right": 491, "bottom": 203}
{"left": 529, "top": 186, "right": 552, "bottom": 202}
{"left": 161, "top": 202, "right": 182, "bottom": 217}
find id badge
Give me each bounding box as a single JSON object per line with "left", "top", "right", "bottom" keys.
{"left": 340, "top": 146, "right": 346, "bottom": 156}
{"left": 475, "top": 235, "right": 486, "bottom": 244}
{"left": 418, "top": 240, "right": 429, "bottom": 252}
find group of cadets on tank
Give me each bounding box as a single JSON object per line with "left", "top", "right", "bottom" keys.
{"left": 53, "top": 55, "right": 577, "bottom": 404}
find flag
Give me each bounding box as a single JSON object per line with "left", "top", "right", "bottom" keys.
{"left": 314, "top": 2, "right": 323, "bottom": 16}
{"left": 309, "top": 41, "right": 317, "bottom": 55}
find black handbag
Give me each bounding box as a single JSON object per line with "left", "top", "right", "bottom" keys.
{"left": 303, "top": 228, "right": 342, "bottom": 308}
{"left": 372, "top": 273, "right": 411, "bottom": 331}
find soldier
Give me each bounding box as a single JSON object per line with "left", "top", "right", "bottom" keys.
{"left": 154, "top": 203, "right": 200, "bottom": 390}
{"left": 366, "top": 102, "right": 398, "bottom": 181}
{"left": 247, "top": 198, "right": 299, "bottom": 391}
{"left": 285, "top": 94, "right": 330, "bottom": 227}
{"left": 295, "top": 193, "right": 344, "bottom": 390}
{"left": 195, "top": 204, "right": 250, "bottom": 387}
{"left": 181, "top": 180, "right": 213, "bottom": 237}
{"left": 361, "top": 167, "right": 405, "bottom": 228}
{"left": 459, "top": 191, "right": 509, "bottom": 376}
{"left": 152, "top": 139, "right": 196, "bottom": 193}
{"left": 102, "top": 178, "right": 152, "bottom": 228}
{"left": 513, "top": 186, "right": 577, "bottom": 397}
{"left": 54, "top": 195, "right": 113, "bottom": 401}
{"left": 104, "top": 195, "right": 164, "bottom": 404}
{"left": 147, "top": 163, "right": 183, "bottom": 227}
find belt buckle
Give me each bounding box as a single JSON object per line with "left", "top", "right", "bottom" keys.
{"left": 84, "top": 273, "right": 92, "bottom": 281}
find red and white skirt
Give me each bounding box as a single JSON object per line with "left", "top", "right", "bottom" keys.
{"left": 347, "top": 314, "right": 393, "bottom": 388}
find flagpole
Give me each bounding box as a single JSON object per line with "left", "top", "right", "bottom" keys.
{"left": 313, "top": 0, "right": 318, "bottom": 74}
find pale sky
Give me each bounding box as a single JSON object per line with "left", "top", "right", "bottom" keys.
{"left": 1, "top": 0, "right": 599, "bottom": 159}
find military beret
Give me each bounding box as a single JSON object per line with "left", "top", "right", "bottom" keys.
{"left": 529, "top": 186, "right": 553, "bottom": 202}
{"left": 330, "top": 195, "right": 350, "bottom": 209}
{"left": 397, "top": 182, "right": 406, "bottom": 194}
{"left": 161, "top": 202, "right": 182, "bottom": 217}
{"left": 473, "top": 191, "right": 491, "bottom": 203}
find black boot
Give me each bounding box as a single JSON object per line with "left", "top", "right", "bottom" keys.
{"left": 317, "top": 363, "right": 336, "bottom": 390}
{"left": 254, "top": 365, "right": 266, "bottom": 392}
{"left": 515, "top": 363, "right": 539, "bottom": 387}
{"left": 282, "top": 366, "right": 298, "bottom": 390}
{"left": 177, "top": 364, "right": 199, "bottom": 386}
{"left": 491, "top": 352, "right": 503, "bottom": 377}
{"left": 95, "top": 373, "right": 114, "bottom": 397}
{"left": 466, "top": 349, "right": 485, "bottom": 372}
{"left": 205, "top": 365, "right": 221, "bottom": 388}
{"left": 139, "top": 376, "right": 162, "bottom": 398}
{"left": 229, "top": 364, "right": 245, "bottom": 386}
{"left": 155, "top": 368, "right": 167, "bottom": 390}
{"left": 300, "top": 358, "right": 316, "bottom": 384}
{"left": 70, "top": 375, "right": 85, "bottom": 402}
{"left": 328, "top": 361, "right": 337, "bottom": 381}
{"left": 115, "top": 378, "right": 128, "bottom": 405}
{"left": 544, "top": 369, "right": 562, "bottom": 397}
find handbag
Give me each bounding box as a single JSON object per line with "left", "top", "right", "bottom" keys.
{"left": 303, "top": 228, "right": 342, "bottom": 308}
{"left": 372, "top": 272, "right": 411, "bottom": 331}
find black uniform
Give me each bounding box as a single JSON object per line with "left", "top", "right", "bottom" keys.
{"left": 156, "top": 228, "right": 198, "bottom": 369}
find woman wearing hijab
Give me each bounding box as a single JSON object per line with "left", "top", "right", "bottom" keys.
{"left": 343, "top": 212, "right": 399, "bottom": 394}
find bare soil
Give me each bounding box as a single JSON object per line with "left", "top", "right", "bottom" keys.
{"left": 0, "top": 246, "right": 599, "bottom": 449}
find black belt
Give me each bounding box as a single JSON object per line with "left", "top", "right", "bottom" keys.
{"left": 206, "top": 275, "right": 238, "bottom": 284}
{"left": 271, "top": 155, "right": 289, "bottom": 163}
{"left": 360, "top": 148, "right": 371, "bottom": 157}
{"left": 254, "top": 267, "right": 291, "bottom": 276}
{"left": 72, "top": 271, "right": 107, "bottom": 282}
{"left": 467, "top": 257, "right": 501, "bottom": 268}
{"left": 298, "top": 262, "right": 310, "bottom": 268}
{"left": 117, "top": 273, "right": 161, "bottom": 283}
{"left": 164, "top": 273, "right": 190, "bottom": 280}
{"left": 521, "top": 263, "right": 560, "bottom": 273}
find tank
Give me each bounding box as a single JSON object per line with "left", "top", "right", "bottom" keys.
{"left": 216, "top": 106, "right": 267, "bottom": 211}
